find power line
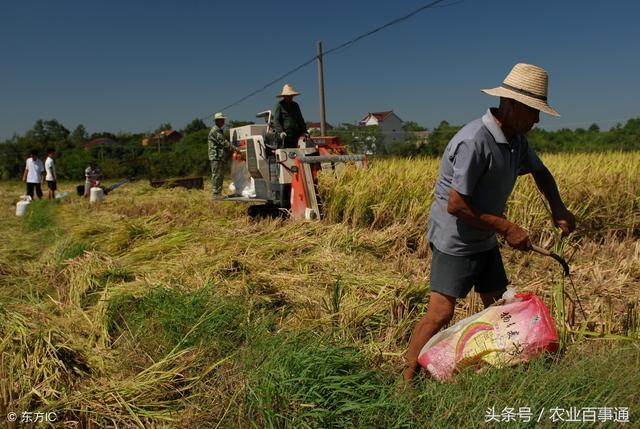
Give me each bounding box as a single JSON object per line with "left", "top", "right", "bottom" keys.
{"left": 200, "top": 0, "right": 456, "bottom": 122}
{"left": 323, "top": 0, "right": 450, "bottom": 57}
{"left": 210, "top": 57, "right": 317, "bottom": 117}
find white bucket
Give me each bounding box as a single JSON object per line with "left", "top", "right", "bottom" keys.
{"left": 89, "top": 187, "right": 104, "bottom": 204}
{"left": 16, "top": 196, "right": 32, "bottom": 216}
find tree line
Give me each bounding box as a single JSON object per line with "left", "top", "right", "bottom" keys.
{"left": 1, "top": 117, "right": 639, "bottom": 181}
{"left": 388, "top": 119, "right": 640, "bottom": 157}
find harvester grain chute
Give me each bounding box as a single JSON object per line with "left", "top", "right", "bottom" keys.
{"left": 226, "top": 110, "right": 368, "bottom": 219}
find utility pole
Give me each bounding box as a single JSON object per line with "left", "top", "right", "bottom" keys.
{"left": 316, "top": 41, "right": 326, "bottom": 136}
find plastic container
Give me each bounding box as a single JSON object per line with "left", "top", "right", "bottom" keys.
{"left": 89, "top": 187, "right": 104, "bottom": 204}
{"left": 16, "top": 195, "right": 32, "bottom": 216}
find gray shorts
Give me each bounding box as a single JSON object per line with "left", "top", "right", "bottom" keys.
{"left": 429, "top": 243, "right": 508, "bottom": 299}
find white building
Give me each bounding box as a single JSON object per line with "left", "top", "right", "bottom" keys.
{"left": 358, "top": 110, "right": 405, "bottom": 146}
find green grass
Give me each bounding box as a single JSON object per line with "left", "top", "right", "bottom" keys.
{"left": 244, "top": 332, "right": 399, "bottom": 428}
{"left": 61, "top": 241, "right": 93, "bottom": 260}
{"left": 239, "top": 330, "right": 640, "bottom": 428}
{"left": 107, "top": 286, "right": 251, "bottom": 356}
{"left": 22, "top": 199, "right": 56, "bottom": 231}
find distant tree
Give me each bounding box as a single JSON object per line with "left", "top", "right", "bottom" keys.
{"left": 89, "top": 132, "right": 116, "bottom": 140}
{"left": 588, "top": 123, "right": 600, "bottom": 133}
{"left": 23, "top": 119, "right": 70, "bottom": 148}
{"left": 183, "top": 118, "right": 208, "bottom": 135}
{"left": 155, "top": 123, "right": 173, "bottom": 133}
{"left": 228, "top": 120, "right": 255, "bottom": 128}
{"left": 402, "top": 121, "right": 427, "bottom": 132}
{"left": 70, "top": 124, "right": 89, "bottom": 148}
{"left": 386, "top": 140, "right": 421, "bottom": 156}
{"left": 331, "top": 123, "right": 382, "bottom": 154}
{"left": 419, "top": 120, "right": 461, "bottom": 156}
{"left": 0, "top": 138, "right": 21, "bottom": 180}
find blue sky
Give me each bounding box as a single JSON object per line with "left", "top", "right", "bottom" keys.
{"left": 2, "top": 0, "right": 639, "bottom": 140}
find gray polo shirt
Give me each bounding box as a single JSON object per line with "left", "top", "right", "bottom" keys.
{"left": 427, "top": 109, "right": 545, "bottom": 256}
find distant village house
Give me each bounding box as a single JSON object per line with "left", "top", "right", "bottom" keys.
{"left": 358, "top": 111, "right": 404, "bottom": 146}
{"left": 141, "top": 129, "right": 183, "bottom": 147}
{"left": 410, "top": 130, "right": 431, "bottom": 146}
{"left": 84, "top": 137, "right": 119, "bottom": 150}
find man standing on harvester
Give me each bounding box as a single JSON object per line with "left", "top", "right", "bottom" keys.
{"left": 208, "top": 112, "right": 236, "bottom": 199}
{"left": 403, "top": 63, "right": 577, "bottom": 381}
{"left": 273, "top": 84, "right": 308, "bottom": 148}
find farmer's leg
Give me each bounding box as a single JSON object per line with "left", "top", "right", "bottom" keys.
{"left": 479, "top": 290, "right": 505, "bottom": 308}
{"left": 475, "top": 246, "right": 509, "bottom": 309}
{"left": 47, "top": 181, "right": 55, "bottom": 199}
{"left": 403, "top": 291, "right": 456, "bottom": 380}
{"left": 403, "top": 245, "right": 479, "bottom": 380}
{"left": 35, "top": 183, "right": 43, "bottom": 199}
{"left": 211, "top": 160, "right": 223, "bottom": 196}
{"left": 26, "top": 183, "right": 35, "bottom": 199}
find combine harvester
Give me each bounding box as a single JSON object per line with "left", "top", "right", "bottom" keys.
{"left": 226, "top": 110, "right": 367, "bottom": 219}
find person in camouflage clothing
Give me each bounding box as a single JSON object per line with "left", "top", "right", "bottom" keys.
{"left": 273, "top": 84, "right": 308, "bottom": 148}
{"left": 208, "top": 112, "right": 235, "bottom": 198}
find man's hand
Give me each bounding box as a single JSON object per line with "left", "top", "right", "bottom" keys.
{"left": 552, "top": 208, "right": 576, "bottom": 237}
{"left": 504, "top": 222, "right": 531, "bottom": 251}
{"left": 532, "top": 168, "right": 577, "bottom": 238}
{"left": 279, "top": 132, "right": 287, "bottom": 140}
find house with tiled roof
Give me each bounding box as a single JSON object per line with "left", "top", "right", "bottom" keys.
{"left": 141, "top": 129, "right": 183, "bottom": 146}
{"left": 358, "top": 110, "right": 404, "bottom": 146}
{"left": 84, "top": 137, "right": 119, "bottom": 150}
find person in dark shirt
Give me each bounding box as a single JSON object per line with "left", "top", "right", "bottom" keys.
{"left": 272, "top": 84, "right": 308, "bottom": 148}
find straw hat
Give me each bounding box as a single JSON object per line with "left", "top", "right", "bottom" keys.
{"left": 481, "top": 63, "right": 560, "bottom": 117}
{"left": 277, "top": 84, "right": 301, "bottom": 97}
{"left": 214, "top": 112, "right": 226, "bottom": 120}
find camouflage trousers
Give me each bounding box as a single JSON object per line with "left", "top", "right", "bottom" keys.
{"left": 210, "top": 159, "right": 226, "bottom": 196}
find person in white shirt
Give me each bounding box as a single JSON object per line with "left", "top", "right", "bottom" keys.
{"left": 45, "top": 148, "right": 57, "bottom": 199}
{"left": 84, "top": 161, "right": 102, "bottom": 197}
{"left": 22, "top": 149, "right": 45, "bottom": 199}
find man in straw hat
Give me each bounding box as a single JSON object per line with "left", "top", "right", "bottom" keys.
{"left": 273, "top": 84, "right": 308, "bottom": 148}
{"left": 402, "top": 63, "right": 576, "bottom": 381}
{"left": 208, "top": 112, "right": 236, "bottom": 198}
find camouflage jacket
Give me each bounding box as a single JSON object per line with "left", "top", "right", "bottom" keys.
{"left": 207, "top": 126, "right": 233, "bottom": 160}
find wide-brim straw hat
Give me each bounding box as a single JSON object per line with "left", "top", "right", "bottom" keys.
{"left": 277, "top": 84, "right": 301, "bottom": 97}
{"left": 481, "top": 63, "right": 560, "bottom": 117}
{"left": 214, "top": 112, "right": 226, "bottom": 120}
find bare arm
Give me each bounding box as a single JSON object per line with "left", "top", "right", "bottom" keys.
{"left": 531, "top": 167, "right": 576, "bottom": 235}
{"left": 447, "top": 187, "right": 531, "bottom": 250}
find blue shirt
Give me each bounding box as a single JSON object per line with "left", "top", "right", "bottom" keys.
{"left": 427, "top": 109, "right": 545, "bottom": 256}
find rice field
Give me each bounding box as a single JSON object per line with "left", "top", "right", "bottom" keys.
{"left": 0, "top": 152, "right": 639, "bottom": 428}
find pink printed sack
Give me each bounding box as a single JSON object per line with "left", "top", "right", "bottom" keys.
{"left": 418, "top": 292, "right": 558, "bottom": 380}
